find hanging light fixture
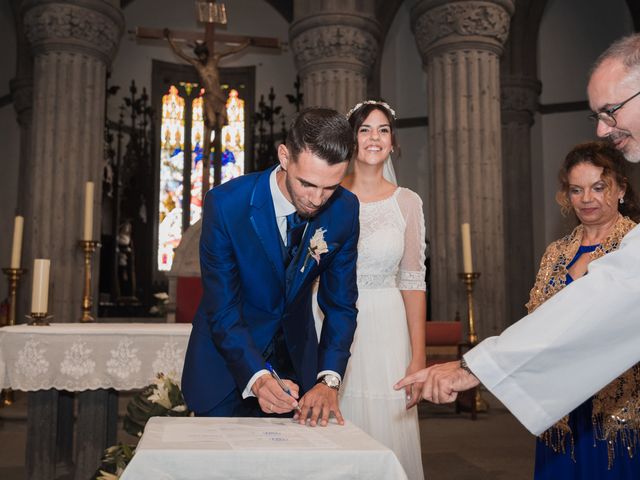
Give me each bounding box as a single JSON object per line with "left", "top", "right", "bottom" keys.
{"left": 195, "top": 0, "right": 227, "bottom": 24}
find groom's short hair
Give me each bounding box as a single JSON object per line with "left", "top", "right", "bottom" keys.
{"left": 286, "top": 108, "right": 354, "bottom": 165}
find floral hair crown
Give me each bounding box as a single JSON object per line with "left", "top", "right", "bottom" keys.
{"left": 346, "top": 100, "right": 396, "bottom": 119}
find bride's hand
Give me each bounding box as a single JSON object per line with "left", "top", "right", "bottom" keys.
{"left": 404, "top": 361, "right": 425, "bottom": 409}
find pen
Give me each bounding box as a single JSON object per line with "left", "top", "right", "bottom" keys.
{"left": 265, "top": 362, "right": 302, "bottom": 412}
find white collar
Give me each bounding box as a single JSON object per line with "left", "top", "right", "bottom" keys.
{"left": 269, "top": 166, "right": 296, "bottom": 218}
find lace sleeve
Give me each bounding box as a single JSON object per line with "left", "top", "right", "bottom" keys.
{"left": 397, "top": 189, "right": 427, "bottom": 291}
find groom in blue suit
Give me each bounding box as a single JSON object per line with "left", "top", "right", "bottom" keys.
{"left": 182, "top": 108, "right": 359, "bottom": 426}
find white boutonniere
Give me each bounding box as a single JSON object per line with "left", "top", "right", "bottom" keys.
{"left": 300, "top": 228, "right": 329, "bottom": 272}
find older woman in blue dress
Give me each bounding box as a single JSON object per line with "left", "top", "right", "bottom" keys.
{"left": 527, "top": 141, "right": 640, "bottom": 479}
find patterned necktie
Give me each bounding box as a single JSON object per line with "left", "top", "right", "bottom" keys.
{"left": 285, "top": 212, "right": 306, "bottom": 264}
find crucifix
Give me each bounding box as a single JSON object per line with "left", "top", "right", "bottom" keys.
{"left": 135, "top": 0, "right": 280, "bottom": 198}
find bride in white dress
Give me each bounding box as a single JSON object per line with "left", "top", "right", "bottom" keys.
{"left": 341, "top": 100, "right": 427, "bottom": 479}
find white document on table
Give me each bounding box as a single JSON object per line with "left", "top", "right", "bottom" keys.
{"left": 161, "top": 419, "right": 340, "bottom": 450}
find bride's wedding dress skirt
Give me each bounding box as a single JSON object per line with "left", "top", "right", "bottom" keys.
{"left": 318, "top": 287, "right": 424, "bottom": 480}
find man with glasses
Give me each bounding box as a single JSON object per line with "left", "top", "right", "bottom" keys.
{"left": 396, "top": 33, "right": 640, "bottom": 436}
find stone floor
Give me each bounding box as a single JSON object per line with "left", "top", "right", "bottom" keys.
{"left": 0, "top": 389, "right": 535, "bottom": 479}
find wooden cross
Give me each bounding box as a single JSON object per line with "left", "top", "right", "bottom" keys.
{"left": 134, "top": 3, "right": 280, "bottom": 194}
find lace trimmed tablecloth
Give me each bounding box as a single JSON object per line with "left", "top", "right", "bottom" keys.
{"left": 0, "top": 323, "right": 191, "bottom": 391}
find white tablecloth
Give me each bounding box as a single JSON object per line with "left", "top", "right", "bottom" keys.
{"left": 121, "top": 417, "right": 408, "bottom": 480}
{"left": 0, "top": 323, "right": 191, "bottom": 391}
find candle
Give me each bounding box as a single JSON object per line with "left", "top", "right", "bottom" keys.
{"left": 83, "top": 182, "right": 94, "bottom": 241}
{"left": 31, "top": 259, "right": 51, "bottom": 314}
{"left": 461, "top": 223, "right": 473, "bottom": 273}
{"left": 10, "top": 215, "right": 24, "bottom": 268}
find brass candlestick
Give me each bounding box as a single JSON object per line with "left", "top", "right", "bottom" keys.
{"left": 78, "top": 240, "right": 100, "bottom": 323}
{"left": 458, "top": 271, "right": 488, "bottom": 413}
{"left": 2, "top": 267, "right": 26, "bottom": 326}
{"left": 459, "top": 272, "right": 481, "bottom": 344}
{"left": 0, "top": 268, "right": 26, "bottom": 406}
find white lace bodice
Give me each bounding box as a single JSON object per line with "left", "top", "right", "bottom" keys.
{"left": 356, "top": 188, "right": 427, "bottom": 291}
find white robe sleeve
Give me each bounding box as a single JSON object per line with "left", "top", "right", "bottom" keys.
{"left": 465, "top": 224, "right": 640, "bottom": 435}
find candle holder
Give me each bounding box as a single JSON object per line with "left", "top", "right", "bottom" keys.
{"left": 458, "top": 271, "right": 488, "bottom": 413}
{"left": 458, "top": 272, "right": 481, "bottom": 344}
{"left": 2, "top": 267, "right": 27, "bottom": 326}
{"left": 78, "top": 240, "right": 100, "bottom": 323}
{"left": 27, "top": 312, "right": 51, "bottom": 326}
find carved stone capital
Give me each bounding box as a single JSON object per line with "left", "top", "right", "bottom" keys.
{"left": 411, "top": 0, "right": 514, "bottom": 59}
{"left": 22, "top": 0, "right": 124, "bottom": 64}
{"left": 10, "top": 76, "right": 34, "bottom": 127}
{"left": 501, "top": 75, "right": 541, "bottom": 125}
{"left": 290, "top": 14, "right": 380, "bottom": 76}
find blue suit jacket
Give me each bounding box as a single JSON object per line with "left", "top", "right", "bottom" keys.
{"left": 181, "top": 166, "right": 360, "bottom": 414}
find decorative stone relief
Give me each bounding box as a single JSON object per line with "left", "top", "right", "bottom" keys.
{"left": 412, "top": 1, "right": 513, "bottom": 54}
{"left": 23, "top": 1, "right": 124, "bottom": 63}
{"left": 290, "top": 25, "right": 378, "bottom": 73}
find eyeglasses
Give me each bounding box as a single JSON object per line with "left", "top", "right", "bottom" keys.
{"left": 588, "top": 90, "right": 640, "bottom": 127}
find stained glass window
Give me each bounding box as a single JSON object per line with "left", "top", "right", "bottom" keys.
{"left": 158, "top": 85, "right": 246, "bottom": 271}
{"left": 158, "top": 85, "right": 185, "bottom": 272}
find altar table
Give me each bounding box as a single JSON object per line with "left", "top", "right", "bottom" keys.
{"left": 0, "top": 323, "right": 191, "bottom": 480}
{"left": 121, "top": 417, "right": 408, "bottom": 480}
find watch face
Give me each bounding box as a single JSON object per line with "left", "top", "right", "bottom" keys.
{"left": 324, "top": 375, "right": 340, "bottom": 388}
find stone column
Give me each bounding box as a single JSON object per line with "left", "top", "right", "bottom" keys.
{"left": 289, "top": 1, "right": 380, "bottom": 114}
{"left": 501, "top": 75, "right": 541, "bottom": 322}
{"left": 411, "top": 0, "right": 514, "bottom": 338}
{"left": 500, "top": 0, "right": 546, "bottom": 324}
{"left": 22, "top": 0, "right": 124, "bottom": 324}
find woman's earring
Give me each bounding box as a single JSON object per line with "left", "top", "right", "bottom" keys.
{"left": 619, "top": 197, "right": 625, "bottom": 205}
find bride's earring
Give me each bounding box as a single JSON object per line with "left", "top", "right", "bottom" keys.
{"left": 620, "top": 197, "right": 625, "bottom": 205}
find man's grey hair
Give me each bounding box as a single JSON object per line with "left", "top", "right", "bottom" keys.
{"left": 591, "top": 33, "right": 640, "bottom": 81}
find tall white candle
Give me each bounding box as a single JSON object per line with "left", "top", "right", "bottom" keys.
{"left": 461, "top": 223, "right": 473, "bottom": 273}
{"left": 31, "top": 259, "right": 51, "bottom": 314}
{"left": 10, "top": 215, "right": 24, "bottom": 269}
{"left": 83, "top": 182, "right": 94, "bottom": 241}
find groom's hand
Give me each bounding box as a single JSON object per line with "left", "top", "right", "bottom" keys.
{"left": 294, "top": 384, "right": 344, "bottom": 427}
{"left": 252, "top": 374, "right": 300, "bottom": 414}
{"left": 394, "top": 360, "right": 480, "bottom": 404}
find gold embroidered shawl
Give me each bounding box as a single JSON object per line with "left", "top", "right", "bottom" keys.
{"left": 526, "top": 215, "right": 639, "bottom": 468}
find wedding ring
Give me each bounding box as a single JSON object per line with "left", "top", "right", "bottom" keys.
{"left": 268, "top": 403, "right": 273, "bottom": 413}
